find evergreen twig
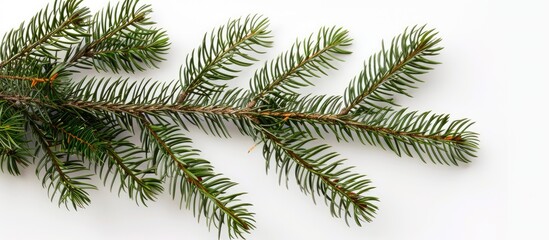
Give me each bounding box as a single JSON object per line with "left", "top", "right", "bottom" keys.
{"left": 0, "top": 0, "right": 479, "bottom": 239}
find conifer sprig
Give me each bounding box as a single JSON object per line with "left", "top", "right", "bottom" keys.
{"left": 258, "top": 126, "right": 378, "bottom": 224}
{"left": 246, "top": 26, "right": 351, "bottom": 109}
{"left": 177, "top": 15, "right": 271, "bottom": 104}
{"left": 0, "top": 0, "right": 90, "bottom": 69}
{"left": 340, "top": 25, "right": 442, "bottom": 115}
{"left": 0, "top": 0, "right": 479, "bottom": 239}
{"left": 68, "top": 0, "right": 169, "bottom": 73}
{"left": 138, "top": 115, "right": 255, "bottom": 238}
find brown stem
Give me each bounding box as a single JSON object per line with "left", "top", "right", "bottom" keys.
{"left": 0, "top": 73, "right": 58, "bottom": 87}
{"left": 0, "top": 93, "right": 461, "bottom": 143}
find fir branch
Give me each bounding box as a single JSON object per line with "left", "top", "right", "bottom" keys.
{"left": 0, "top": 0, "right": 90, "bottom": 68}
{"left": 101, "top": 141, "right": 164, "bottom": 204}
{"left": 26, "top": 116, "right": 95, "bottom": 209}
{"left": 258, "top": 126, "right": 378, "bottom": 225}
{"left": 177, "top": 15, "right": 271, "bottom": 104}
{"left": 47, "top": 111, "right": 163, "bottom": 204}
{"left": 138, "top": 115, "right": 254, "bottom": 238}
{"left": 0, "top": 90, "right": 478, "bottom": 166}
{"left": 283, "top": 108, "right": 478, "bottom": 165}
{"left": 340, "top": 26, "right": 442, "bottom": 115}
{"left": 0, "top": 2, "right": 480, "bottom": 238}
{"left": 246, "top": 26, "right": 351, "bottom": 108}
{"left": 68, "top": 0, "right": 169, "bottom": 73}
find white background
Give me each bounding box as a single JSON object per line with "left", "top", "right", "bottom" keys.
{"left": 0, "top": 0, "right": 546, "bottom": 239}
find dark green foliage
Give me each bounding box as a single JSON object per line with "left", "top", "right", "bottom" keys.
{"left": 178, "top": 15, "right": 272, "bottom": 104}
{"left": 0, "top": 0, "right": 90, "bottom": 68}
{"left": 27, "top": 116, "right": 96, "bottom": 209}
{"left": 0, "top": 102, "right": 30, "bottom": 175}
{"left": 68, "top": 0, "right": 169, "bottom": 73}
{"left": 260, "top": 126, "right": 378, "bottom": 225}
{"left": 246, "top": 26, "right": 351, "bottom": 108}
{"left": 349, "top": 108, "right": 478, "bottom": 165}
{"left": 138, "top": 117, "right": 255, "bottom": 238}
{"left": 341, "top": 26, "right": 442, "bottom": 114}
{"left": 0, "top": 0, "right": 478, "bottom": 239}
